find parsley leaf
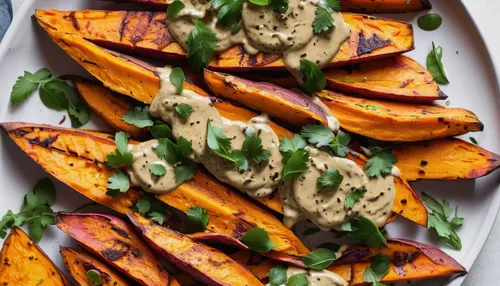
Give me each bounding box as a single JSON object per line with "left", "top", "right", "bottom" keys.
{"left": 106, "top": 171, "right": 130, "bottom": 197}
{"left": 87, "top": 269, "right": 103, "bottom": 286}
{"left": 207, "top": 120, "right": 238, "bottom": 162}
{"left": 302, "top": 248, "right": 336, "bottom": 270}
{"left": 187, "top": 21, "right": 217, "bottom": 71}
{"left": 363, "top": 254, "right": 390, "bottom": 286}
{"left": 155, "top": 137, "right": 196, "bottom": 184}
{"left": 287, "top": 273, "right": 309, "bottom": 286}
{"left": 186, "top": 206, "right": 209, "bottom": 232}
{"left": 249, "top": 0, "right": 268, "bottom": 5}
{"left": 363, "top": 268, "right": 386, "bottom": 286}
{"left": 269, "top": 0, "right": 289, "bottom": 13}
{"left": 279, "top": 134, "right": 307, "bottom": 163}
{"left": 345, "top": 188, "right": 366, "bottom": 209}
{"left": 330, "top": 130, "right": 351, "bottom": 157}
{"left": 240, "top": 227, "right": 277, "bottom": 253}
{"left": 170, "top": 67, "right": 185, "bottom": 94}
{"left": 422, "top": 192, "right": 463, "bottom": 250}
{"left": 426, "top": 41, "right": 449, "bottom": 84}
{"left": 364, "top": 147, "right": 397, "bottom": 177}
{"left": 106, "top": 132, "right": 133, "bottom": 168}
{"left": 342, "top": 216, "right": 387, "bottom": 249}
{"left": 230, "top": 23, "right": 242, "bottom": 34}
{"left": 242, "top": 134, "right": 271, "bottom": 163}
{"left": 212, "top": 0, "right": 243, "bottom": 27}
{"left": 313, "top": 6, "right": 334, "bottom": 34}
{"left": 167, "top": 0, "right": 185, "bottom": 20}
{"left": 469, "top": 137, "right": 478, "bottom": 145}
{"left": 151, "top": 121, "right": 172, "bottom": 139}
{"left": 175, "top": 103, "right": 193, "bottom": 119}
{"left": 300, "top": 59, "right": 326, "bottom": 95}
{"left": 268, "top": 264, "right": 287, "bottom": 286}
{"left": 39, "top": 80, "right": 70, "bottom": 110}
{"left": 174, "top": 161, "right": 198, "bottom": 184}
{"left": 68, "top": 101, "right": 91, "bottom": 128}
{"left": 301, "top": 124, "right": 334, "bottom": 147}
{"left": 134, "top": 196, "right": 168, "bottom": 225}
{"left": 417, "top": 13, "right": 443, "bottom": 32}
{"left": 317, "top": 169, "right": 343, "bottom": 190}
{"left": 123, "top": 106, "right": 154, "bottom": 128}
{"left": 321, "top": 0, "right": 341, "bottom": 12}
{"left": 149, "top": 163, "right": 167, "bottom": 176}
{"left": 281, "top": 149, "right": 309, "bottom": 180}
{"left": 135, "top": 197, "right": 152, "bottom": 215}
{"left": 10, "top": 69, "right": 52, "bottom": 104}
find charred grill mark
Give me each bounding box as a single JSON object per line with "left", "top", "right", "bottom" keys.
{"left": 28, "top": 135, "right": 58, "bottom": 148}
{"left": 131, "top": 12, "right": 154, "bottom": 43}
{"left": 131, "top": 249, "right": 144, "bottom": 258}
{"left": 80, "top": 58, "right": 99, "bottom": 67}
{"left": 248, "top": 54, "right": 258, "bottom": 67}
{"left": 357, "top": 33, "right": 391, "bottom": 55}
{"left": 12, "top": 129, "right": 29, "bottom": 137}
{"left": 260, "top": 53, "right": 281, "bottom": 66}
{"left": 232, "top": 223, "right": 248, "bottom": 239}
{"left": 208, "top": 257, "right": 230, "bottom": 267}
{"left": 119, "top": 12, "right": 130, "bottom": 42}
{"left": 393, "top": 251, "right": 420, "bottom": 267}
{"left": 111, "top": 226, "right": 130, "bottom": 239}
{"left": 237, "top": 45, "right": 246, "bottom": 66}
{"left": 101, "top": 240, "right": 130, "bottom": 261}
{"left": 67, "top": 12, "right": 80, "bottom": 30}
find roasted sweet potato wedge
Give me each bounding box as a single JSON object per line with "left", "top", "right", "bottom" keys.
{"left": 128, "top": 212, "right": 264, "bottom": 286}
{"left": 0, "top": 227, "right": 70, "bottom": 285}
{"left": 393, "top": 138, "right": 500, "bottom": 181}
{"left": 56, "top": 212, "right": 177, "bottom": 286}
{"left": 1, "top": 123, "right": 309, "bottom": 258}
{"left": 231, "top": 238, "right": 466, "bottom": 285}
{"left": 60, "top": 246, "right": 132, "bottom": 286}
{"left": 318, "top": 90, "right": 483, "bottom": 142}
{"left": 35, "top": 9, "right": 414, "bottom": 70}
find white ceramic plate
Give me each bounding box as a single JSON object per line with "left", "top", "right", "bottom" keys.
{"left": 0, "top": 0, "right": 499, "bottom": 285}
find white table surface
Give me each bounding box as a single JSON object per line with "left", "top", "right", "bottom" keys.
{"left": 6, "top": 0, "right": 500, "bottom": 285}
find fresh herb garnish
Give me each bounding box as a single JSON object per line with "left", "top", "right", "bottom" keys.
{"left": 317, "top": 242, "right": 340, "bottom": 252}
{"left": 170, "top": 67, "right": 185, "bottom": 94}
{"left": 281, "top": 149, "right": 309, "bottom": 180}
{"left": 317, "top": 169, "right": 343, "bottom": 190}
{"left": 242, "top": 133, "right": 272, "bottom": 163}
{"left": 417, "top": 13, "right": 442, "bottom": 31}
{"left": 313, "top": 7, "right": 334, "bottom": 34}
{"left": 301, "top": 124, "right": 334, "bottom": 147}
{"left": 10, "top": 68, "right": 51, "bottom": 104}
{"left": 135, "top": 196, "right": 168, "bottom": 225}
{"left": 279, "top": 134, "right": 307, "bottom": 162}
{"left": 106, "top": 171, "right": 131, "bottom": 197}
{"left": 268, "top": 264, "right": 287, "bottom": 286}
{"left": 249, "top": 0, "right": 268, "bottom": 5}
{"left": 149, "top": 163, "right": 167, "bottom": 176}
{"left": 123, "top": 106, "right": 154, "bottom": 128}
{"left": 302, "top": 248, "right": 336, "bottom": 270}
{"left": 341, "top": 216, "right": 387, "bottom": 249}
{"left": 187, "top": 21, "right": 217, "bottom": 71}
{"left": 186, "top": 206, "right": 209, "bottom": 232}
{"left": 422, "top": 192, "right": 463, "bottom": 250}
{"left": 345, "top": 188, "right": 366, "bottom": 209}
{"left": 230, "top": 23, "right": 242, "bottom": 34}
{"left": 287, "top": 273, "right": 309, "bottom": 286}
{"left": 363, "top": 254, "right": 390, "bottom": 286}
{"left": 166, "top": 0, "right": 185, "bottom": 20}
{"left": 364, "top": 146, "right": 397, "bottom": 177}
{"left": 106, "top": 132, "right": 133, "bottom": 168}
{"left": 174, "top": 161, "right": 198, "bottom": 184}
{"left": 86, "top": 269, "right": 103, "bottom": 286}
{"left": 240, "top": 227, "right": 277, "bottom": 253}
{"left": 206, "top": 120, "right": 239, "bottom": 162}
{"left": 155, "top": 137, "right": 196, "bottom": 184}
{"left": 151, "top": 121, "right": 172, "bottom": 139}
{"left": 469, "top": 137, "right": 478, "bottom": 145}
{"left": 0, "top": 178, "right": 57, "bottom": 242}
{"left": 269, "top": 0, "right": 289, "bottom": 13}
{"left": 175, "top": 103, "right": 193, "bottom": 119}
{"left": 330, "top": 130, "right": 351, "bottom": 157}
{"left": 300, "top": 59, "right": 326, "bottom": 95}
{"left": 426, "top": 41, "right": 449, "bottom": 84}
{"left": 212, "top": 0, "right": 243, "bottom": 27}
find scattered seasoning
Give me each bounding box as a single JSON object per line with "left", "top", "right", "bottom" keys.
{"left": 58, "top": 115, "right": 66, "bottom": 125}
{"left": 420, "top": 160, "right": 428, "bottom": 166}
{"left": 469, "top": 137, "right": 478, "bottom": 145}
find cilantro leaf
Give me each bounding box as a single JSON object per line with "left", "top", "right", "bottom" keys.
{"left": 242, "top": 134, "right": 271, "bottom": 163}
{"left": 68, "top": 102, "right": 91, "bottom": 128}
{"left": 106, "top": 171, "right": 130, "bottom": 196}
{"left": 151, "top": 121, "right": 172, "bottom": 139}
{"left": 39, "top": 80, "right": 69, "bottom": 110}
{"left": 175, "top": 103, "right": 193, "bottom": 119}
{"left": 207, "top": 120, "right": 238, "bottom": 162}
{"left": 363, "top": 254, "right": 390, "bottom": 286}
{"left": 149, "top": 211, "right": 166, "bottom": 225}
{"left": 170, "top": 67, "right": 185, "bottom": 94}
{"left": 301, "top": 124, "right": 334, "bottom": 147}
{"left": 313, "top": 6, "right": 334, "bottom": 34}
{"left": 269, "top": 0, "right": 288, "bottom": 13}
{"left": 186, "top": 206, "right": 209, "bottom": 232}
{"left": 212, "top": 0, "right": 243, "bottom": 27}
{"left": 240, "top": 227, "right": 277, "bottom": 253}
{"left": 279, "top": 134, "right": 307, "bottom": 163}
{"left": 345, "top": 188, "right": 366, "bottom": 209}
{"left": 282, "top": 149, "right": 309, "bottom": 180}
{"left": 321, "top": 0, "right": 341, "bottom": 12}
{"left": 10, "top": 69, "right": 52, "bottom": 104}
{"left": 317, "top": 169, "right": 343, "bottom": 190}
{"left": 343, "top": 216, "right": 387, "bottom": 249}
{"left": 134, "top": 196, "right": 168, "bottom": 225}
{"left": 230, "top": 24, "right": 242, "bottom": 34}
{"left": 107, "top": 132, "right": 133, "bottom": 168}
{"left": 115, "top": 132, "right": 130, "bottom": 154}
{"left": 268, "top": 264, "right": 287, "bottom": 286}
{"left": 135, "top": 197, "right": 152, "bottom": 215}
{"left": 187, "top": 21, "right": 217, "bottom": 71}
{"left": 123, "top": 106, "right": 154, "bottom": 128}
{"left": 330, "top": 130, "right": 351, "bottom": 157}
{"left": 176, "top": 137, "right": 193, "bottom": 159}
{"left": 363, "top": 268, "right": 386, "bottom": 286}
{"left": 302, "top": 248, "right": 336, "bottom": 270}
{"left": 167, "top": 0, "right": 185, "bottom": 20}
{"left": 26, "top": 178, "right": 56, "bottom": 208}
{"left": 287, "top": 273, "right": 308, "bottom": 286}
{"left": 174, "top": 161, "right": 197, "bottom": 184}
{"left": 249, "top": 0, "right": 268, "bottom": 5}
{"left": 232, "top": 149, "right": 249, "bottom": 172}
{"left": 149, "top": 163, "right": 167, "bottom": 176}
{"left": 364, "top": 147, "right": 397, "bottom": 177}
{"left": 426, "top": 41, "right": 449, "bottom": 84}
{"left": 300, "top": 59, "right": 326, "bottom": 95}
{"left": 469, "top": 137, "right": 478, "bottom": 145}
{"left": 87, "top": 269, "right": 103, "bottom": 286}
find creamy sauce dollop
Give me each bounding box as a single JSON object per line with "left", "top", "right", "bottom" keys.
{"left": 166, "top": 0, "right": 351, "bottom": 81}
{"left": 286, "top": 266, "right": 348, "bottom": 286}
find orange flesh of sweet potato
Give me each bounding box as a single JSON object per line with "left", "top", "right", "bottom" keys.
{"left": 56, "top": 212, "right": 176, "bottom": 286}
{"left": 74, "top": 78, "right": 147, "bottom": 139}
{"left": 1, "top": 123, "right": 309, "bottom": 257}
{"left": 35, "top": 9, "right": 414, "bottom": 70}
{"left": 317, "top": 90, "right": 483, "bottom": 142}
{"left": 340, "top": 0, "right": 432, "bottom": 13}
{"left": 128, "top": 212, "right": 264, "bottom": 286}
{"left": 60, "top": 246, "right": 132, "bottom": 286}
{"left": 0, "top": 227, "right": 70, "bottom": 286}
{"left": 230, "top": 238, "right": 466, "bottom": 285}
{"left": 393, "top": 138, "right": 500, "bottom": 181}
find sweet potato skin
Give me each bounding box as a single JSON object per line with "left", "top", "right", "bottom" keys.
{"left": 35, "top": 9, "right": 414, "bottom": 70}
{"left": 393, "top": 138, "right": 500, "bottom": 181}
{"left": 0, "top": 227, "right": 70, "bottom": 286}
{"left": 317, "top": 90, "right": 483, "bottom": 142}
{"left": 60, "top": 247, "right": 132, "bottom": 286}
{"left": 128, "top": 212, "right": 264, "bottom": 286}
{"left": 56, "top": 212, "right": 176, "bottom": 286}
